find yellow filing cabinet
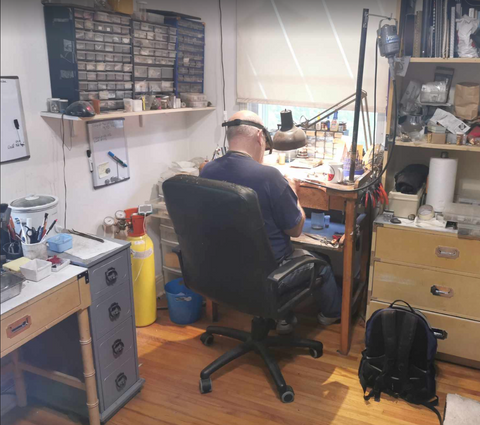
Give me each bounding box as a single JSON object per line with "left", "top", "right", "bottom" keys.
{"left": 366, "top": 215, "right": 480, "bottom": 368}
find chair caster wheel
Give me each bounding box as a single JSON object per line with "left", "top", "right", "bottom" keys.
{"left": 280, "top": 385, "right": 295, "bottom": 403}
{"left": 199, "top": 378, "right": 212, "bottom": 394}
{"left": 200, "top": 333, "right": 214, "bottom": 346}
{"left": 309, "top": 348, "right": 322, "bottom": 359}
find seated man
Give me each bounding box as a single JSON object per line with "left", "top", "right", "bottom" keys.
{"left": 200, "top": 110, "right": 342, "bottom": 329}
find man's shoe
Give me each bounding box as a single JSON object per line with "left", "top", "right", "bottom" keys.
{"left": 276, "top": 315, "right": 298, "bottom": 334}
{"left": 317, "top": 312, "right": 340, "bottom": 326}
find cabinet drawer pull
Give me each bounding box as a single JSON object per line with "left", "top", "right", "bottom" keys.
{"left": 115, "top": 372, "right": 127, "bottom": 391}
{"left": 6, "top": 316, "right": 32, "bottom": 338}
{"left": 430, "top": 285, "right": 454, "bottom": 298}
{"left": 108, "top": 302, "right": 122, "bottom": 321}
{"left": 112, "top": 339, "right": 125, "bottom": 357}
{"left": 435, "top": 246, "right": 459, "bottom": 259}
{"left": 432, "top": 328, "right": 448, "bottom": 340}
{"left": 105, "top": 267, "right": 118, "bottom": 285}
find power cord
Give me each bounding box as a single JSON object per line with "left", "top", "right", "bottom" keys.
{"left": 60, "top": 113, "right": 69, "bottom": 229}
{"left": 218, "top": 0, "right": 227, "bottom": 149}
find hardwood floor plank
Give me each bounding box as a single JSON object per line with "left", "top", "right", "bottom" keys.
{"left": 3, "top": 305, "right": 480, "bottom": 425}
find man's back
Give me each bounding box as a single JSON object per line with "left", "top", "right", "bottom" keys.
{"left": 200, "top": 151, "right": 302, "bottom": 263}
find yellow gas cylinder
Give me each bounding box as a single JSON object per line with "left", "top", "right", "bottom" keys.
{"left": 125, "top": 208, "right": 156, "bottom": 327}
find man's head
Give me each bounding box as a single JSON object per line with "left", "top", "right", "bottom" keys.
{"left": 224, "top": 110, "right": 268, "bottom": 163}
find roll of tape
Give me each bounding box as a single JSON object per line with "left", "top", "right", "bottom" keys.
{"left": 181, "top": 102, "right": 187, "bottom": 108}
{"left": 418, "top": 204, "right": 434, "bottom": 221}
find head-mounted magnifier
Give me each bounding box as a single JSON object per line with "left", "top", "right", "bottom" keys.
{"left": 222, "top": 119, "right": 273, "bottom": 154}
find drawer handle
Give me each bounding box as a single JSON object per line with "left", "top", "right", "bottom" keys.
{"left": 108, "top": 302, "right": 122, "bottom": 321}
{"left": 430, "top": 285, "right": 454, "bottom": 298}
{"left": 7, "top": 315, "right": 32, "bottom": 339}
{"left": 105, "top": 267, "right": 118, "bottom": 285}
{"left": 432, "top": 328, "right": 448, "bottom": 340}
{"left": 112, "top": 339, "right": 125, "bottom": 357}
{"left": 435, "top": 246, "right": 459, "bottom": 259}
{"left": 115, "top": 372, "right": 128, "bottom": 391}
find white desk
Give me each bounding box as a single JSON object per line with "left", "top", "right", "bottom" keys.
{"left": 0, "top": 265, "right": 101, "bottom": 425}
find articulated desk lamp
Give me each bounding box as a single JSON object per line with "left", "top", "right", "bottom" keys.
{"left": 273, "top": 9, "right": 400, "bottom": 190}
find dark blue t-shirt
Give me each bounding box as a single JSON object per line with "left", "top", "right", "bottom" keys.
{"left": 200, "top": 151, "right": 302, "bottom": 262}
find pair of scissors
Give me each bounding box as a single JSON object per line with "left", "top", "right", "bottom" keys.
{"left": 24, "top": 226, "right": 38, "bottom": 243}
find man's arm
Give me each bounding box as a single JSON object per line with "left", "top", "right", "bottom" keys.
{"left": 283, "top": 177, "right": 305, "bottom": 238}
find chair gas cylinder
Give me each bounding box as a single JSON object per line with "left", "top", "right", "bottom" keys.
{"left": 125, "top": 207, "right": 156, "bottom": 327}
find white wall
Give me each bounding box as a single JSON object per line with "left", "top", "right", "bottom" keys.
{"left": 0, "top": 0, "right": 237, "bottom": 279}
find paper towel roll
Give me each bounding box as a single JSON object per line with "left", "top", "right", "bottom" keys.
{"left": 426, "top": 157, "right": 458, "bottom": 212}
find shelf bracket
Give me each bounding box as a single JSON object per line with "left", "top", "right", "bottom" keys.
{"left": 139, "top": 116, "right": 144, "bottom": 127}
{"left": 69, "top": 121, "right": 76, "bottom": 138}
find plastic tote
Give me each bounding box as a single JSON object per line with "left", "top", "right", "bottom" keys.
{"left": 165, "top": 278, "right": 203, "bottom": 325}
{"left": 47, "top": 233, "right": 73, "bottom": 253}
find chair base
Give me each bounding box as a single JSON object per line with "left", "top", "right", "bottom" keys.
{"left": 198, "top": 317, "right": 323, "bottom": 403}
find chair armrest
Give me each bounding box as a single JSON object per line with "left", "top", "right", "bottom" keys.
{"left": 267, "top": 256, "right": 323, "bottom": 285}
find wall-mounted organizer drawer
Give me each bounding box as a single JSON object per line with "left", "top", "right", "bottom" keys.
{"left": 97, "top": 317, "right": 135, "bottom": 378}
{"left": 165, "top": 17, "right": 205, "bottom": 96}
{"left": 90, "top": 285, "right": 132, "bottom": 341}
{"left": 161, "top": 240, "right": 181, "bottom": 272}
{"left": 44, "top": 4, "right": 132, "bottom": 111}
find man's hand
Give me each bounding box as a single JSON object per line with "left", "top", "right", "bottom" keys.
{"left": 286, "top": 176, "right": 301, "bottom": 195}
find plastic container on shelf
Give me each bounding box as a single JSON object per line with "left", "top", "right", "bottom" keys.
{"left": 444, "top": 203, "right": 480, "bottom": 226}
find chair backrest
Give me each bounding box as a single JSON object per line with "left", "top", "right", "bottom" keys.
{"left": 163, "top": 175, "right": 279, "bottom": 317}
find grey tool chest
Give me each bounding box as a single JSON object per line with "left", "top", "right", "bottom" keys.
{"left": 22, "top": 239, "right": 144, "bottom": 423}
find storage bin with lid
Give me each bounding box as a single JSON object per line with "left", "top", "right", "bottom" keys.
{"left": 388, "top": 185, "right": 426, "bottom": 218}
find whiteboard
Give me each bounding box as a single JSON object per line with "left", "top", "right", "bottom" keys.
{"left": 87, "top": 119, "right": 130, "bottom": 189}
{"left": 1, "top": 77, "right": 30, "bottom": 163}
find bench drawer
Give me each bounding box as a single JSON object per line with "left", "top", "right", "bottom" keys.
{"left": 375, "top": 227, "right": 480, "bottom": 275}
{"left": 89, "top": 250, "right": 130, "bottom": 301}
{"left": 367, "top": 301, "right": 480, "bottom": 363}
{"left": 90, "top": 284, "right": 132, "bottom": 340}
{"left": 101, "top": 355, "right": 137, "bottom": 409}
{"left": 372, "top": 262, "right": 480, "bottom": 321}
{"left": 97, "top": 317, "right": 134, "bottom": 379}
{"left": 1, "top": 279, "right": 81, "bottom": 355}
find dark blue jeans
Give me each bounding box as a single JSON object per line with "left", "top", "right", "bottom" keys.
{"left": 279, "top": 249, "right": 342, "bottom": 318}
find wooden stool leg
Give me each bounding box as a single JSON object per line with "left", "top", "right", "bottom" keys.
{"left": 11, "top": 349, "right": 27, "bottom": 407}
{"left": 77, "top": 308, "right": 101, "bottom": 425}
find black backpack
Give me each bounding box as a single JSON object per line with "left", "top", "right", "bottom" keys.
{"left": 359, "top": 300, "right": 447, "bottom": 424}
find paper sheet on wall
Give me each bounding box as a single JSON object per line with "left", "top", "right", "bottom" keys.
{"left": 65, "top": 234, "right": 121, "bottom": 260}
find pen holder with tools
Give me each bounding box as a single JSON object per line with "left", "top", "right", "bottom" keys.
{"left": 22, "top": 241, "right": 48, "bottom": 260}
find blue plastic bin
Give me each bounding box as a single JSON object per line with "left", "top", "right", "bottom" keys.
{"left": 165, "top": 278, "right": 203, "bottom": 325}
{"left": 47, "top": 233, "right": 73, "bottom": 253}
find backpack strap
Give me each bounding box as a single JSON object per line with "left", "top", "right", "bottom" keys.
{"left": 365, "top": 310, "right": 397, "bottom": 402}
{"left": 397, "top": 312, "right": 418, "bottom": 397}
{"left": 420, "top": 396, "right": 443, "bottom": 425}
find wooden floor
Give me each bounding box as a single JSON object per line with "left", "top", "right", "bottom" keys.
{"left": 4, "top": 305, "right": 480, "bottom": 425}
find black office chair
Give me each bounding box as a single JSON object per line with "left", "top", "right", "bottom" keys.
{"left": 163, "top": 175, "right": 326, "bottom": 403}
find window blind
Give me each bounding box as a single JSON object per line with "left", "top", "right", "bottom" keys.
{"left": 237, "top": 0, "right": 397, "bottom": 110}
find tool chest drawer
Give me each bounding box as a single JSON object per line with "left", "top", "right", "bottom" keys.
{"left": 89, "top": 250, "right": 130, "bottom": 301}
{"left": 90, "top": 284, "right": 132, "bottom": 341}
{"left": 374, "top": 226, "right": 480, "bottom": 275}
{"left": 97, "top": 317, "right": 135, "bottom": 378}
{"left": 101, "top": 355, "right": 137, "bottom": 409}
{"left": 371, "top": 262, "right": 480, "bottom": 321}
{"left": 1, "top": 278, "right": 81, "bottom": 355}
{"left": 368, "top": 301, "right": 480, "bottom": 363}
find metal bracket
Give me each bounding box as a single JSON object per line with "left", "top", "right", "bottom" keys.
{"left": 78, "top": 270, "right": 90, "bottom": 284}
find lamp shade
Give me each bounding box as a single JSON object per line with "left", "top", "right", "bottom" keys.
{"left": 272, "top": 110, "right": 306, "bottom": 151}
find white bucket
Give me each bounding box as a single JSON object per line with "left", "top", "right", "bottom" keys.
{"left": 9, "top": 194, "right": 59, "bottom": 238}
